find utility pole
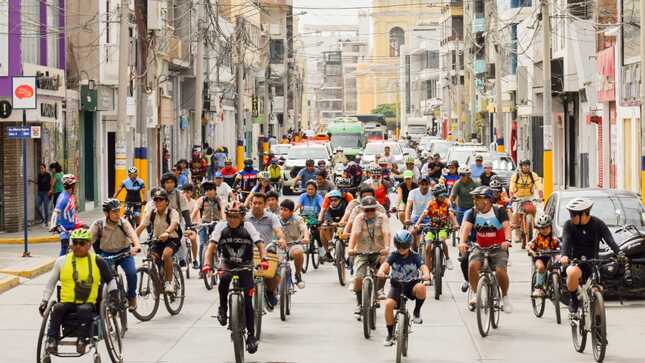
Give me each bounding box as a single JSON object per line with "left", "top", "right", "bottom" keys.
{"left": 194, "top": 3, "right": 205, "bottom": 148}
{"left": 542, "top": 0, "right": 554, "bottom": 198}
{"left": 115, "top": 0, "right": 130, "bottom": 192}
{"left": 235, "top": 17, "right": 245, "bottom": 168}
{"left": 493, "top": 0, "right": 504, "bottom": 152}
{"left": 641, "top": 0, "right": 645, "bottom": 202}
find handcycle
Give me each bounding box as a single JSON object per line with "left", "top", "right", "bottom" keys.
{"left": 473, "top": 244, "right": 504, "bottom": 337}
{"left": 37, "top": 285, "right": 123, "bottom": 363}
{"left": 130, "top": 239, "right": 185, "bottom": 321}
{"left": 529, "top": 249, "right": 563, "bottom": 324}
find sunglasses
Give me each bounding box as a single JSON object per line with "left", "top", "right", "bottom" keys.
{"left": 72, "top": 240, "right": 88, "bottom": 246}
{"left": 153, "top": 198, "right": 166, "bottom": 202}
{"left": 364, "top": 208, "right": 376, "bottom": 213}
{"left": 569, "top": 210, "right": 585, "bottom": 217}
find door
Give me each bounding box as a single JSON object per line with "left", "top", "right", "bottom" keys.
{"left": 566, "top": 112, "right": 577, "bottom": 187}
{"left": 107, "top": 132, "right": 116, "bottom": 197}
{"left": 623, "top": 118, "right": 632, "bottom": 191}
{"left": 83, "top": 111, "right": 96, "bottom": 203}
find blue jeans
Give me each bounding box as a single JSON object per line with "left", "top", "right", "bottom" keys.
{"left": 60, "top": 239, "right": 69, "bottom": 256}
{"left": 100, "top": 252, "right": 138, "bottom": 299}
{"left": 456, "top": 207, "right": 469, "bottom": 225}
{"left": 198, "top": 227, "right": 211, "bottom": 268}
{"left": 36, "top": 191, "right": 50, "bottom": 223}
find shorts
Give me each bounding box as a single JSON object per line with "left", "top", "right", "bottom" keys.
{"left": 354, "top": 253, "right": 381, "bottom": 279}
{"left": 219, "top": 263, "right": 255, "bottom": 290}
{"left": 469, "top": 246, "right": 509, "bottom": 270}
{"left": 533, "top": 255, "right": 551, "bottom": 267}
{"left": 125, "top": 202, "right": 142, "bottom": 217}
{"left": 387, "top": 280, "right": 420, "bottom": 306}
{"left": 287, "top": 243, "right": 304, "bottom": 256}
{"left": 150, "top": 239, "right": 180, "bottom": 256}
{"left": 566, "top": 262, "right": 593, "bottom": 283}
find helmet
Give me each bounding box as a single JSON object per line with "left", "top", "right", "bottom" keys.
{"left": 201, "top": 180, "right": 216, "bottom": 190}
{"left": 70, "top": 228, "right": 92, "bottom": 242}
{"left": 475, "top": 155, "right": 484, "bottom": 161}
{"left": 470, "top": 186, "right": 494, "bottom": 200}
{"left": 449, "top": 160, "right": 459, "bottom": 168}
{"left": 520, "top": 159, "right": 531, "bottom": 166}
{"left": 535, "top": 214, "right": 553, "bottom": 228}
{"left": 224, "top": 158, "right": 233, "bottom": 164}
{"left": 565, "top": 197, "right": 593, "bottom": 212}
{"left": 327, "top": 190, "right": 342, "bottom": 200}
{"left": 360, "top": 196, "right": 378, "bottom": 209}
{"left": 489, "top": 178, "right": 504, "bottom": 191}
{"left": 393, "top": 230, "right": 413, "bottom": 249}
{"left": 403, "top": 170, "right": 414, "bottom": 179}
{"left": 458, "top": 166, "right": 471, "bottom": 175}
{"left": 151, "top": 189, "right": 169, "bottom": 201}
{"left": 421, "top": 150, "right": 430, "bottom": 159}
{"left": 62, "top": 174, "right": 78, "bottom": 186}
{"left": 258, "top": 171, "right": 269, "bottom": 180}
{"left": 128, "top": 166, "right": 138, "bottom": 174}
{"left": 335, "top": 177, "right": 352, "bottom": 188}
{"left": 225, "top": 201, "right": 246, "bottom": 215}
{"left": 405, "top": 156, "right": 415, "bottom": 164}
{"left": 244, "top": 159, "right": 253, "bottom": 167}
{"left": 161, "top": 172, "right": 178, "bottom": 185}
{"left": 215, "top": 171, "right": 223, "bottom": 179}
{"left": 432, "top": 184, "right": 448, "bottom": 198}
{"left": 102, "top": 198, "right": 121, "bottom": 212}
{"left": 358, "top": 185, "right": 375, "bottom": 197}
{"left": 336, "top": 147, "right": 344, "bottom": 152}
{"left": 270, "top": 158, "right": 278, "bottom": 164}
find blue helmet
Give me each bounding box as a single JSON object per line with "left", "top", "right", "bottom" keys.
{"left": 215, "top": 171, "right": 223, "bottom": 179}
{"left": 327, "top": 190, "right": 342, "bottom": 199}
{"left": 393, "top": 230, "right": 413, "bottom": 249}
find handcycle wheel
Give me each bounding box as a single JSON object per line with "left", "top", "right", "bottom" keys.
{"left": 279, "top": 266, "right": 288, "bottom": 321}
{"left": 335, "top": 239, "right": 346, "bottom": 286}
{"left": 550, "top": 272, "right": 562, "bottom": 325}
{"left": 476, "top": 277, "right": 491, "bottom": 337}
{"left": 101, "top": 286, "right": 123, "bottom": 363}
{"left": 591, "top": 290, "right": 607, "bottom": 362}
{"left": 230, "top": 294, "right": 245, "bottom": 363}
{"left": 131, "top": 267, "right": 159, "bottom": 322}
{"left": 163, "top": 264, "right": 185, "bottom": 315}
{"left": 253, "top": 280, "right": 264, "bottom": 339}
{"left": 36, "top": 301, "right": 54, "bottom": 363}
{"left": 571, "top": 306, "right": 588, "bottom": 352}
{"left": 433, "top": 245, "right": 443, "bottom": 300}
{"left": 362, "top": 278, "right": 373, "bottom": 339}
{"left": 531, "top": 271, "right": 546, "bottom": 318}
{"left": 491, "top": 283, "right": 502, "bottom": 329}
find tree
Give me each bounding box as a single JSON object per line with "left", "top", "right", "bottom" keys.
{"left": 371, "top": 103, "right": 397, "bottom": 118}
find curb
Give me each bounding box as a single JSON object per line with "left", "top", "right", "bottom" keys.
{"left": 0, "top": 273, "right": 20, "bottom": 294}
{"left": 0, "top": 235, "right": 58, "bottom": 245}
{"left": 0, "top": 258, "right": 56, "bottom": 279}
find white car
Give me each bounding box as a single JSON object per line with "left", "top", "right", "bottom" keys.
{"left": 361, "top": 141, "right": 405, "bottom": 169}
{"left": 283, "top": 143, "right": 331, "bottom": 193}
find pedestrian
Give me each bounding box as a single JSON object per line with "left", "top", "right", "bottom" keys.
{"left": 33, "top": 163, "right": 51, "bottom": 225}
{"left": 49, "top": 162, "right": 64, "bottom": 208}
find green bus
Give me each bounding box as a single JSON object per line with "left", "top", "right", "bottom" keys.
{"left": 327, "top": 120, "right": 365, "bottom": 158}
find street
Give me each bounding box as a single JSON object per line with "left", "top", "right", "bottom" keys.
{"left": 1, "top": 215, "right": 644, "bottom": 363}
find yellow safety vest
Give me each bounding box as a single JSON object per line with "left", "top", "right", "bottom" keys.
{"left": 60, "top": 252, "right": 100, "bottom": 304}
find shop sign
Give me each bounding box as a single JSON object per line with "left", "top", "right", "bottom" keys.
{"left": 35, "top": 71, "right": 62, "bottom": 91}
{"left": 40, "top": 102, "right": 58, "bottom": 119}
{"left": 12, "top": 77, "right": 37, "bottom": 109}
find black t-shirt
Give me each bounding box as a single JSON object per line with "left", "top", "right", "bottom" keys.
{"left": 427, "top": 162, "right": 445, "bottom": 179}
{"left": 211, "top": 221, "right": 263, "bottom": 266}
{"left": 561, "top": 216, "right": 620, "bottom": 259}
{"left": 37, "top": 172, "right": 52, "bottom": 192}
{"left": 327, "top": 199, "right": 347, "bottom": 221}
{"left": 397, "top": 182, "right": 418, "bottom": 204}
{"left": 480, "top": 172, "right": 496, "bottom": 186}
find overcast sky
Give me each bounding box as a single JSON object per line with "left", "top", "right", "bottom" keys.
{"left": 293, "top": 0, "right": 372, "bottom": 27}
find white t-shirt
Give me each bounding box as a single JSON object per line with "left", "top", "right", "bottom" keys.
{"left": 216, "top": 182, "right": 232, "bottom": 206}
{"left": 408, "top": 187, "right": 434, "bottom": 219}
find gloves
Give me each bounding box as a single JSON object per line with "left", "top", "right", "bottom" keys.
{"left": 202, "top": 264, "right": 212, "bottom": 274}
{"left": 38, "top": 300, "right": 48, "bottom": 316}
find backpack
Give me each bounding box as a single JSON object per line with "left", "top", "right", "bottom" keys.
{"left": 150, "top": 208, "right": 183, "bottom": 239}
{"left": 514, "top": 171, "right": 535, "bottom": 188}
{"left": 93, "top": 218, "right": 129, "bottom": 253}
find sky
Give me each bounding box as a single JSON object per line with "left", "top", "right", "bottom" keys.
{"left": 293, "top": 0, "right": 372, "bottom": 28}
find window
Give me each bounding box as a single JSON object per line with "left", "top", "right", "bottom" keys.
{"left": 568, "top": 0, "right": 590, "bottom": 19}
{"left": 47, "top": 0, "right": 60, "bottom": 68}
{"left": 426, "top": 80, "right": 438, "bottom": 99}
{"left": 511, "top": 0, "right": 532, "bottom": 8}
{"left": 622, "top": 0, "right": 640, "bottom": 63}
{"left": 425, "top": 50, "right": 439, "bottom": 69}
{"left": 270, "top": 39, "right": 284, "bottom": 64}
{"left": 21, "top": 0, "right": 40, "bottom": 64}
{"left": 389, "top": 27, "right": 405, "bottom": 57}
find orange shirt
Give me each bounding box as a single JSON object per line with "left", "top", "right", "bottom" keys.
{"left": 533, "top": 234, "right": 560, "bottom": 251}
{"left": 426, "top": 200, "right": 450, "bottom": 227}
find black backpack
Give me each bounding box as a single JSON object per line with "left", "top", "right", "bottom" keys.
{"left": 150, "top": 208, "right": 183, "bottom": 239}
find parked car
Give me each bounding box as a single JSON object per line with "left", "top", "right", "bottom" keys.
{"left": 544, "top": 189, "right": 645, "bottom": 297}
{"left": 446, "top": 144, "right": 488, "bottom": 166}
{"left": 282, "top": 143, "right": 331, "bottom": 194}
{"left": 464, "top": 152, "right": 516, "bottom": 187}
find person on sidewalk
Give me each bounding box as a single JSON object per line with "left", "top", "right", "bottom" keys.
{"left": 49, "top": 162, "right": 64, "bottom": 210}
{"left": 49, "top": 174, "right": 84, "bottom": 256}
{"left": 33, "top": 163, "right": 51, "bottom": 225}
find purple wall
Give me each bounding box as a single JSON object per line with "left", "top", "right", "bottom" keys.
{"left": 59, "top": 0, "right": 65, "bottom": 68}
{"left": 40, "top": 0, "right": 47, "bottom": 66}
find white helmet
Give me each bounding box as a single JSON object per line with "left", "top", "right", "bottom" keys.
{"left": 565, "top": 197, "right": 593, "bottom": 212}
{"left": 458, "top": 166, "right": 471, "bottom": 175}
{"left": 128, "top": 166, "right": 138, "bottom": 174}
{"left": 421, "top": 150, "right": 430, "bottom": 159}
{"left": 62, "top": 174, "right": 77, "bottom": 186}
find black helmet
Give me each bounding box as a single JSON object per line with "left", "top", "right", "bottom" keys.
{"left": 152, "top": 189, "right": 169, "bottom": 201}
{"left": 358, "top": 185, "right": 375, "bottom": 197}
{"left": 520, "top": 159, "right": 531, "bottom": 166}
{"left": 470, "top": 186, "right": 494, "bottom": 200}
{"left": 201, "top": 180, "right": 216, "bottom": 191}
{"left": 360, "top": 196, "right": 378, "bottom": 209}
{"left": 244, "top": 159, "right": 253, "bottom": 167}
{"left": 449, "top": 160, "right": 459, "bottom": 167}
{"left": 161, "top": 172, "right": 178, "bottom": 185}
{"left": 102, "top": 198, "right": 121, "bottom": 212}
{"left": 393, "top": 230, "right": 413, "bottom": 249}
{"left": 432, "top": 184, "right": 448, "bottom": 198}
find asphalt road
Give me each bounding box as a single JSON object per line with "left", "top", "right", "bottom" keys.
{"left": 1, "top": 210, "right": 645, "bottom": 362}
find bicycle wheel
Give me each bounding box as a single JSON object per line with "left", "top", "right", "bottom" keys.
{"left": 335, "top": 239, "right": 346, "bottom": 286}
{"left": 491, "top": 283, "right": 502, "bottom": 329}
{"left": 116, "top": 276, "right": 128, "bottom": 338}
{"left": 253, "top": 280, "right": 263, "bottom": 340}
{"left": 402, "top": 314, "right": 409, "bottom": 357}
{"left": 531, "top": 271, "right": 546, "bottom": 318}
{"left": 395, "top": 314, "right": 404, "bottom": 363}
{"left": 433, "top": 245, "right": 443, "bottom": 300}
{"left": 132, "top": 267, "right": 159, "bottom": 322}
{"left": 101, "top": 286, "right": 123, "bottom": 363}
{"left": 280, "top": 266, "right": 288, "bottom": 321}
{"left": 202, "top": 250, "right": 216, "bottom": 290}
{"left": 523, "top": 214, "right": 534, "bottom": 248}
{"left": 311, "top": 238, "right": 321, "bottom": 269}
{"left": 36, "top": 301, "right": 53, "bottom": 363}
{"left": 591, "top": 291, "right": 607, "bottom": 362}
{"left": 476, "top": 276, "right": 491, "bottom": 337}
{"left": 164, "top": 264, "right": 185, "bottom": 315}
{"left": 302, "top": 248, "right": 310, "bottom": 274}
{"left": 362, "top": 277, "right": 373, "bottom": 339}
{"left": 550, "top": 272, "right": 562, "bottom": 325}
{"left": 184, "top": 245, "right": 191, "bottom": 279}
{"left": 571, "top": 306, "right": 588, "bottom": 353}
{"left": 230, "top": 294, "right": 245, "bottom": 363}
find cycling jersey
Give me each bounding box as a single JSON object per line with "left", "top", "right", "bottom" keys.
{"left": 509, "top": 171, "right": 542, "bottom": 198}
{"left": 325, "top": 199, "right": 347, "bottom": 222}
{"left": 425, "top": 200, "right": 450, "bottom": 228}
{"left": 267, "top": 165, "right": 283, "bottom": 180}
{"left": 322, "top": 192, "right": 353, "bottom": 209}
{"left": 441, "top": 172, "right": 460, "bottom": 193}
{"left": 210, "top": 221, "right": 263, "bottom": 266}
{"left": 121, "top": 177, "right": 145, "bottom": 203}
{"left": 465, "top": 206, "right": 509, "bottom": 248}
{"left": 54, "top": 191, "right": 80, "bottom": 240}
{"left": 561, "top": 216, "right": 620, "bottom": 259}
{"left": 532, "top": 233, "right": 560, "bottom": 251}
{"left": 237, "top": 169, "right": 258, "bottom": 192}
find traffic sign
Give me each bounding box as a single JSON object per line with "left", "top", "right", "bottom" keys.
{"left": 30, "top": 126, "right": 41, "bottom": 139}
{"left": 7, "top": 126, "right": 31, "bottom": 139}
{"left": 0, "top": 100, "right": 11, "bottom": 118}
{"left": 12, "top": 77, "right": 37, "bottom": 109}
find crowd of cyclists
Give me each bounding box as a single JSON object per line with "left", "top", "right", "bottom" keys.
{"left": 40, "top": 143, "right": 628, "bottom": 361}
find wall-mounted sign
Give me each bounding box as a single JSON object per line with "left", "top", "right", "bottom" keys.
{"left": 40, "top": 102, "right": 58, "bottom": 119}
{"left": 12, "top": 77, "right": 37, "bottom": 110}
{"left": 35, "top": 71, "right": 62, "bottom": 91}
{"left": 30, "top": 126, "right": 41, "bottom": 139}
{"left": 0, "top": 100, "right": 12, "bottom": 118}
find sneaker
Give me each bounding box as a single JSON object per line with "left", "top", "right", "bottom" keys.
{"left": 164, "top": 281, "right": 174, "bottom": 293}
{"left": 45, "top": 337, "right": 58, "bottom": 354}
{"left": 532, "top": 288, "right": 545, "bottom": 298}
{"left": 353, "top": 305, "right": 362, "bottom": 319}
{"left": 246, "top": 334, "right": 259, "bottom": 354}
{"left": 383, "top": 335, "right": 395, "bottom": 346}
{"left": 468, "top": 297, "right": 477, "bottom": 310}
{"left": 192, "top": 260, "right": 199, "bottom": 270}
{"left": 325, "top": 252, "right": 334, "bottom": 263}
{"left": 412, "top": 312, "right": 423, "bottom": 324}
{"left": 128, "top": 297, "right": 137, "bottom": 312}
{"left": 217, "top": 308, "right": 228, "bottom": 326}
{"left": 446, "top": 258, "right": 454, "bottom": 270}
{"left": 502, "top": 295, "right": 513, "bottom": 314}
{"left": 296, "top": 273, "right": 305, "bottom": 289}
{"left": 460, "top": 281, "right": 469, "bottom": 293}
{"left": 76, "top": 339, "right": 88, "bottom": 354}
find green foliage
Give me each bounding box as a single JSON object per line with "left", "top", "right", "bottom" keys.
{"left": 371, "top": 103, "right": 397, "bottom": 118}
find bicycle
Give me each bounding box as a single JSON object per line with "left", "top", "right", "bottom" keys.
{"left": 123, "top": 202, "right": 140, "bottom": 228}
{"left": 327, "top": 222, "right": 349, "bottom": 286}
{"left": 131, "top": 239, "right": 185, "bottom": 321}
{"left": 391, "top": 278, "right": 421, "bottom": 363}
{"left": 512, "top": 197, "right": 539, "bottom": 249}
{"left": 418, "top": 223, "right": 449, "bottom": 300}
{"left": 180, "top": 231, "right": 194, "bottom": 280}
{"left": 197, "top": 221, "right": 219, "bottom": 290}
{"left": 100, "top": 250, "right": 132, "bottom": 338}
{"left": 353, "top": 251, "right": 381, "bottom": 339}
{"left": 276, "top": 241, "right": 301, "bottom": 321}
{"left": 221, "top": 265, "right": 257, "bottom": 363}
{"left": 473, "top": 244, "right": 504, "bottom": 337}
{"left": 529, "top": 250, "right": 562, "bottom": 324}
{"left": 301, "top": 215, "right": 321, "bottom": 273}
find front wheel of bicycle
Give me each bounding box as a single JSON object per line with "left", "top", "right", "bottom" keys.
{"left": 362, "top": 277, "right": 373, "bottom": 339}
{"left": 591, "top": 290, "right": 607, "bottom": 362}
{"left": 433, "top": 245, "right": 443, "bottom": 300}
{"left": 131, "top": 267, "right": 159, "bottom": 322}
{"left": 230, "top": 294, "right": 245, "bottom": 363}
{"left": 572, "top": 306, "right": 588, "bottom": 353}
{"left": 395, "top": 314, "right": 406, "bottom": 363}
{"left": 279, "top": 266, "right": 289, "bottom": 322}
{"left": 531, "top": 271, "right": 546, "bottom": 318}
{"left": 335, "top": 239, "right": 346, "bottom": 286}
{"left": 476, "top": 276, "right": 491, "bottom": 337}
{"left": 550, "top": 272, "right": 562, "bottom": 325}
{"left": 163, "top": 264, "right": 185, "bottom": 315}
{"left": 253, "top": 280, "right": 263, "bottom": 340}
{"left": 311, "top": 238, "right": 321, "bottom": 269}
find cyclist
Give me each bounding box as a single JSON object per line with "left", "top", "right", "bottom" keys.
{"left": 292, "top": 159, "right": 318, "bottom": 190}
{"left": 450, "top": 166, "right": 479, "bottom": 226}
{"left": 527, "top": 214, "right": 560, "bottom": 297}
{"left": 404, "top": 176, "right": 434, "bottom": 240}
{"left": 236, "top": 159, "right": 259, "bottom": 199}
{"left": 296, "top": 180, "right": 324, "bottom": 220}
{"left": 181, "top": 183, "right": 201, "bottom": 270}
{"left": 214, "top": 172, "right": 233, "bottom": 206}
{"left": 245, "top": 171, "right": 273, "bottom": 207}
{"left": 395, "top": 171, "right": 417, "bottom": 220}
{"left": 363, "top": 166, "right": 392, "bottom": 210}
{"left": 422, "top": 153, "right": 445, "bottom": 182}
{"left": 413, "top": 184, "right": 457, "bottom": 272}
{"left": 50, "top": 174, "right": 84, "bottom": 256}
{"left": 490, "top": 177, "right": 511, "bottom": 211}
{"left": 377, "top": 230, "right": 430, "bottom": 346}
{"left": 176, "top": 159, "right": 191, "bottom": 188}
{"left": 90, "top": 199, "right": 142, "bottom": 311}
{"left": 344, "top": 161, "right": 363, "bottom": 189}
{"left": 348, "top": 196, "right": 391, "bottom": 317}
{"left": 470, "top": 155, "right": 485, "bottom": 180}
{"left": 245, "top": 192, "right": 286, "bottom": 310}
{"left": 190, "top": 147, "right": 208, "bottom": 183}
{"left": 265, "top": 190, "right": 281, "bottom": 215}
{"left": 341, "top": 186, "right": 386, "bottom": 239}
{"left": 160, "top": 172, "right": 192, "bottom": 228}
{"left": 318, "top": 190, "right": 350, "bottom": 261}
{"left": 559, "top": 198, "right": 622, "bottom": 314}
{"left": 402, "top": 156, "right": 421, "bottom": 183}
{"left": 479, "top": 162, "right": 496, "bottom": 186}
{"left": 220, "top": 159, "right": 239, "bottom": 187}
{"left": 113, "top": 166, "right": 146, "bottom": 226}
{"left": 193, "top": 180, "right": 225, "bottom": 270}
{"left": 439, "top": 160, "right": 460, "bottom": 193}
{"left": 315, "top": 170, "right": 335, "bottom": 196}
{"left": 278, "top": 199, "right": 309, "bottom": 289}
{"left": 202, "top": 201, "right": 268, "bottom": 354}
{"left": 134, "top": 189, "right": 181, "bottom": 293}
{"left": 458, "top": 186, "right": 512, "bottom": 311}
{"left": 332, "top": 148, "right": 348, "bottom": 166}
{"left": 39, "top": 229, "right": 118, "bottom": 354}
{"left": 267, "top": 158, "right": 283, "bottom": 186}
{"left": 509, "top": 159, "right": 543, "bottom": 244}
